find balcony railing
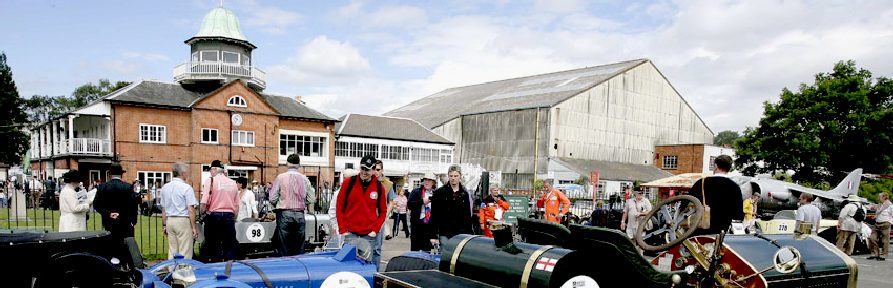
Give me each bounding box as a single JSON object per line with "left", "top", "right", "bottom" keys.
{"left": 68, "top": 138, "right": 111, "bottom": 156}
{"left": 173, "top": 61, "right": 266, "bottom": 89}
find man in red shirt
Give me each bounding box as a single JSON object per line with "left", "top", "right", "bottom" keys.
{"left": 336, "top": 154, "right": 388, "bottom": 268}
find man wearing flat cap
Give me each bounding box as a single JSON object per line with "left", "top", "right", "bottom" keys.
{"left": 200, "top": 160, "right": 240, "bottom": 262}
{"left": 94, "top": 162, "right": 140, "bottom": 241}
{"left": 269, "top": 153, "right": 316, "bottom": 256}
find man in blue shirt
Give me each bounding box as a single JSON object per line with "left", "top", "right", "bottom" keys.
{"left": 160, "top": 163, "right": 199, "bottom": 259}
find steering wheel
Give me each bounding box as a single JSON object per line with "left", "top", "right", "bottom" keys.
{"left": 635, "top": 195, "right": 704, "bottom": 252}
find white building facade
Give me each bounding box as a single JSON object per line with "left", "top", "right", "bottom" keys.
{"left": 334, "top": 114, "right": 454, "bottom": 188}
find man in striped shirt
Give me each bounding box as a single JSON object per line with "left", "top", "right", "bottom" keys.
{"left": 270, "top": 154, "right": 316, "bottom": 256}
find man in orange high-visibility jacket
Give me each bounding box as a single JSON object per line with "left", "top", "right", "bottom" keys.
{"left": 540, "top": 179, "right": 570, "bottom": 224}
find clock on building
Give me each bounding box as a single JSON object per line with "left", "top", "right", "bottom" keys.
{"left": 231, "top": 113, "right": 243, "bottom": 126}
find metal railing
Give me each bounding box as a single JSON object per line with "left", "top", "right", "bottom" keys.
{"left": 173, "top": 62, "right": 266, "bottom": 88}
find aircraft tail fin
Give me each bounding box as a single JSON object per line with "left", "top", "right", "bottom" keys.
{"left": 830, "top": 168, "right": 862, "bottom": 197}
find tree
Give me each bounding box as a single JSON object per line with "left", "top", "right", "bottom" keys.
{"left": 736, "top": 60, "right": 893, "bottom": 185}
{"left": 22, "top": 79, "right": 131, "bottom": 125}
{"left": 713, "top": 130, "right": 740, "bottom": 148}
{"left": 0, "top": 52, "right": 31, "bottom": 164}
{"left": 71, "top": 79, "right": 130, "bottom": 107}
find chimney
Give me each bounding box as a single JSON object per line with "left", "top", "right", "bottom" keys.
{"left": 294, "top": 95, "right": 305, "bottom": 104}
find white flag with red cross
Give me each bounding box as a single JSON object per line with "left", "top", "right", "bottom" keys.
{"left": 535, "top": 257, "right": 558, "bottom": 272}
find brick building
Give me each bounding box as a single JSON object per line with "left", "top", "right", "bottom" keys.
{"left": 28, "top": 7, "right": 337, "bottom": 192}
{"left": 654, "top": 144, "right": 736, "bottom": 175}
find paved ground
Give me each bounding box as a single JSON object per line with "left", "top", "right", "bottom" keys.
{"left": 379, "top": 231, "right": 413, "bottom": 271}
{"left": 852, "top": 253, "right": 893, "bottom": 288}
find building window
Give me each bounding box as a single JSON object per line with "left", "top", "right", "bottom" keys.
{"left": 137, "top": 171, "right": 171, "bottom": 194}
{"left": 411, "top": 148, "right": 439, "bottom": 162}
{"left": 232, "top": 130, "right": 255, "bottom": 147}
{"left": 381, "top": 145, "right": 409, "bottom": 160}
{"left": 708, "top": 156, "right": 717, "bottom": 171}
{"left": 200, "top": 50, "right": 218, "bottom": 62}
{"left": 335, "top": 141, "right": 349, "bottom": 157}
{"left": 201, "top": 128, "right": 218, "bottom": 144}
{"left": 241, "top": 55, "right": 250, "bottom": 66}
{"left": 222, "top": 51, "right": 240, "bottom": 64}
{"left": 227, "top": 95, "right": 247, "bottom": 107}
{"left": 280, "top": 134, "right": 326, "bottom": 157}
{"left": 440, "top": 150, "right": 453, "bottom": 163}
{"left": 139, "top": 124, "right": 166, "bottom": 144}
{"left": 662, "top": 155, "right": 678, "bottom": 169}
{"left": 191, "top": 52, "right": 199, "bottom": 62}
{"left": 338, "top": 142, "right": 379, "bottom": 158}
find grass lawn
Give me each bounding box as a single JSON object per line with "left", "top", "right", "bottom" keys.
{"left": 1, "top": 208, "right": 180, "bottom": 260}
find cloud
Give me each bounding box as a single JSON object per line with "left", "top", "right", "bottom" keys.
{"left": 267, "top": 36, "right": 371, "bottom": 85}
{"left": 242, "top": 5, "right": 301, "bottom": 34}
{"left": 364, "top": 5, "right": 428, "bottom": 29}
{"left": 365, "top": 0, "right": 893, "bottom": 133}
{"left": 533, "top": 0, "right": 587, "bottom": 14}
{"left": 98, "top": 51, "right": 171, "bottom": 76}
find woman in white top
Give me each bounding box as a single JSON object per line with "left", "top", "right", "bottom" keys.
{"left": 59, "top": 170, "right": 92, "bottom": 232}
{"left": 236, "top": 177, "right": 258, "bottom": 221}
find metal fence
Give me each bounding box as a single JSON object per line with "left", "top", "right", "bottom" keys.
{"left": 2, "top": 185, "right": 339, "bottom": 260}
{"left": 2, "top": 188, "right": 169, "bottom": 260}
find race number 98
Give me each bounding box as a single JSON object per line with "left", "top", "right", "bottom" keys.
{"left": 246, "top": 223, "right": 265, "bottom": 242}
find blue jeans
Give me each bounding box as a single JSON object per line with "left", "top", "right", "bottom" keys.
{"left": 274, "top": 210, "right": 306, "bottom": 256}
{"left": 345, "top": 233, "right": 380, "bottom": 269}
{"left": 201, "top": 212, "right": 236, "bottom": 262}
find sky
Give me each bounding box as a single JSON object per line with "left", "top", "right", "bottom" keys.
{"left": 2, "top": 0, "right": 892, "bottom": 133}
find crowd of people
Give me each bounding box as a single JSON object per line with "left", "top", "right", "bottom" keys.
{"left": 6, "top": 151, "right": 892, "bottom": 267}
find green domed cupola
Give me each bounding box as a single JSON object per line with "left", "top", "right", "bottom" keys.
{"left": 174, "top": 6, "right": 265, "bottom": 90}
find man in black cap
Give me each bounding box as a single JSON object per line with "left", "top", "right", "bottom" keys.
{"left": 269, "top": 154, "right": 315, "bottom": 256}
{"left": 335, "top": 154, "right": 388, "bottom": 269}
{"left": 199, "top": 160, "right": 240, "bottom": 262}
{"left": 94, "top": 162, "right": 140, "bottom": 241}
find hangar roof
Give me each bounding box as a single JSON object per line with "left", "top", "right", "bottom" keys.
{"left": 384, "top": 59, "right": 648, "bottom": 128}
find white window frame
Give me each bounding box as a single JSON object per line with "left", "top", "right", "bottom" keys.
{"left": 232, "top": 130, "right": 255, "bottom": 147}
{"left": 139, "top": 124, "right": 166, "bottom": 144}
{"left": 191, "top": 52, "right": 199, "bottom": 62}
{"left": 227, "top": 95, "right": 247, "bottom": 107}
{"left": 201, "top": 128, "right": 219, "bottom": 144}
{"left": 200, "top": 50, "right": 219, "bottom": 62}
{"left": 221, "top": 51, "right": 240, "bottom": 64}
{"left": 279, "top": 133, "right": 327, "bottom": 158}
{"left": 137, "top": 171, "right": 172, "bottom": 196}
{"left": 662, "top": 155, "right": 678, "bottom": 169}
{"left": 708, "top": 156, "right": 717, "bottom": 171}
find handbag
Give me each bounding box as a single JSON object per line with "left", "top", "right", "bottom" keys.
{"left": 698, "top": 177, "right": 712, "bottom": 230}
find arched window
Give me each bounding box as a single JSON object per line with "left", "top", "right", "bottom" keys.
{"left": 227, "top": 95, "right": 247, "bottom": 107}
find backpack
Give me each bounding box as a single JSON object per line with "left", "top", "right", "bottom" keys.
{"left": 853, "top": 204, "right": 865, "bottom": 222}
{"left": 341, "top": 176, "right": 385, "bottom": 216}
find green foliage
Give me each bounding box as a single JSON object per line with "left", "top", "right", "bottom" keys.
{"left": 858, "top": 179, "right": 893, "bottom": 203}
{"left": 533, "top": 179, "right": 544, "bottom": 191}
{"left": 0, "top": 52, "right": 30, "bottom": 165}
{"left": 23, "top": 79, "right": 130, "bottom": 125}
{"left": 736, "top": 60, "right": 893, "bottom": 185}
{"left": 713, "top": 130, "right": 740, "bottom": 148}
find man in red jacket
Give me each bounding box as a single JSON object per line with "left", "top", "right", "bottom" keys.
{"left": 336, "top": 154, "right": 388, "bottom": 268}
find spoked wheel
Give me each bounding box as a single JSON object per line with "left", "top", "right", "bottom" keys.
{"left": 635, "top": 195, "right": 704, "bottom": 252}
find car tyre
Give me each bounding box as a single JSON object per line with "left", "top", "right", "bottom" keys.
{"left": 384, "top": 253, "right": 438, "bottom": 272}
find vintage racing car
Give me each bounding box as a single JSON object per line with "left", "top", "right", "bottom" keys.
{"left": 3, "top": 195, "right": 859, "bottom": 288}
{"left": 754, "top": 210, "right": 837, "bottom": 234}
{"left": 379, "top": 195, "right": 858, "bottom": 288}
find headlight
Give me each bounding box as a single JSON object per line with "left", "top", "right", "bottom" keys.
{"left": 171, "top": 263, "right": 196, "bottom": 287}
